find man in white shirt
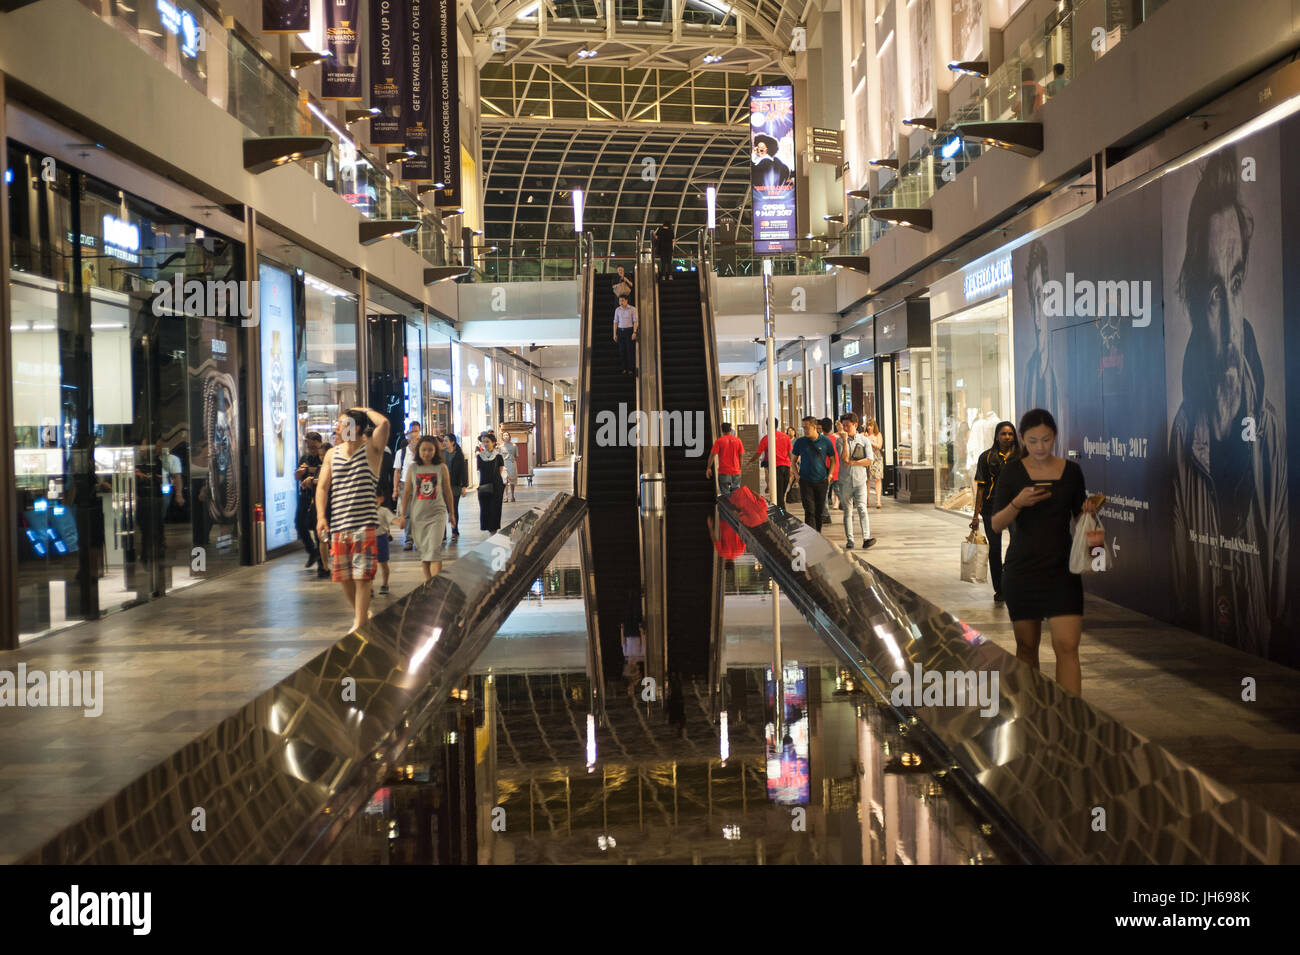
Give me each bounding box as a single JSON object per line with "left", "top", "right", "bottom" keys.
{"left": 613, "top": 294, "right": 638, "bottom": 375}
{"left": 839, "top": 412, "right": 876, "bottom": 550}
{"left": 392, "top": 421, "right": 421, "bottom": 549}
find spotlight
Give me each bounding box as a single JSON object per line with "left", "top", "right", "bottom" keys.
{"left": 290, "top": 50, "right": 332, "bottom": 70}
{"left": 947, "top": 60, "right": 990, "bottom": 77}
{"left": 902, "top": 117, "right": 936, "bottom": 131}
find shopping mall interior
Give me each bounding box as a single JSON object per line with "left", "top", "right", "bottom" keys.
{"left": 2, "top": 0, "right": 1300, "bottom": 882}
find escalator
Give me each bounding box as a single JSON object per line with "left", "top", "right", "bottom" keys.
{"left": 574, "top": 236, "right": 642, "bottom": 713}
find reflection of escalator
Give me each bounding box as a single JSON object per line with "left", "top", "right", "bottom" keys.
{"left": 656, "top": 273, "right": 715, "bottom": 504}
{"left": 583, "top": 506, "right": 643, "bottom": 686}
{"left": 664, "top": 504, "right": 718, "bottom": 679}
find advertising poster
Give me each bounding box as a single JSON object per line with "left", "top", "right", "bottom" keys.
{"left": 371, "top": 111, "right": 404, "bottom": 147}
{"left": 402, "top": 0, "right": 432, "bottom": 150}
{"left": 909, "top": 0, "right": 934, "bottom": 118}
{"left": 259, "top": 263, "right": 298, "bottom": 551}
{"left": 322, "top": 0, "right": 363, "bottom": 100}
{"left": 1161, "top": 130, "right": 1290, "bottom": 662}
{"left": 433, "top": 0, "right": 461, "bottom": 207}
{"left": 370, "top": 0, "right": 404, "bottom": 106}
{"left": 187, "top": 318, "right": 242, "bottom": 558}
{"left": 262, "top": 0, "right": 310, "bottom": 33}
{"left": 1009, "top": 119, "right": 1299, "bottom": 666}
{"left": 749, "top": 84, "right": 797, "bottom": 254}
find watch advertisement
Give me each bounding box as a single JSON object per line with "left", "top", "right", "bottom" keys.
{"left": 259, "top": 263, "right": 298, "bottom": 551}
{"left": 749, "top": 84, "right": 798, "bottom": 254}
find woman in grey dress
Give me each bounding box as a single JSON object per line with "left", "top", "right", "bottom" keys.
{"left": 396, "top": 436, "right": 457, "bottom": 579}
{"left": 501, "top": 431, "right": 519, "bottom": 502}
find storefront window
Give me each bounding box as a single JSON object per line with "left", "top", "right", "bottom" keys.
{"left": 301, "top": 273, "right": 359, "bottom": 437}
{"left": 8, "top": 143, "right": 245, "bottom": 641}
{"left": 895, "top": 349, "right": 932, "bottom": 467}
{"left": 932, "top": 298, "right": 1013, "bottom": 513}
{"left": 721, "top": 376, "right": 750, "bottom": 425}
{"left": 426, "top": 325, "right": 452, "bottom": 437}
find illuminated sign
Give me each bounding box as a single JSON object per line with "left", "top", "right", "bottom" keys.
{"left": 157, "top": 0, "right": 202, "bottom": 58}
{"left": 102, "top": 215, "right": 140, "bottom": 264}
{"left": 843, "top": 340, "right": 860, "bottom": 359}
{"left": 963, "top": 255, "right": 1012, "bottom": 300}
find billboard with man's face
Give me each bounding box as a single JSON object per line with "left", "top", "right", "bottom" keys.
{"left": 749, "top": 85, "right": 797, "bottom": 254}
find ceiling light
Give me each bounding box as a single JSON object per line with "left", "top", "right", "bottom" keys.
{"left": 290, "top": 50, "right": 332, "bottom": 70}
{"left": 948, "top": 60, "right": 990, "bottom": 77}
{"left": 902, "top": 117, "right": 936, "bottom": 131}
{"left": 847, "top": 189, "right": 871, "bottom": 200}
{"left": 243, "top": 135, "right": 333, "bottom": 174}
{"left": 359, "top": 219, "right": 419, "bottom": 245}
{"left": 869, "top": 158, "right": 899, "bottom": 169}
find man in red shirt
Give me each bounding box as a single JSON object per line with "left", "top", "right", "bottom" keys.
{"left": 748, "top": 419, "right": 793, "bottom": 503}
{"left": 706, "top": 422, "right": 745, "bottom": 495}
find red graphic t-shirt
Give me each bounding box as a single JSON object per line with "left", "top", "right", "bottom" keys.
{"left": 756, "top": 431, "right": 792, "bottom": 467}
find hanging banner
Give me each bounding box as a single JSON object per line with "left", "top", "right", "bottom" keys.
{"left": 322, "top": 0, "right": 363, "bottom": 101}
{"left": 749, "top": 84, "right": 798, "bottom": 254}
{"left": 403, "top": 154, "right": 433, "bottom": 183}
{"left": 370, "top": 0, "right": 404, "bottom": 106}
{"left": 262, "top": 0, "right": 310, "bottom": 33}
{"left": 371, "top": 110, "right": 404, "bottom": 147}
{"left": 402, "top": 0, "right": 432, "bottom": 150}
{"left": 432, "top": 0, "right": 461, "bottom": 206}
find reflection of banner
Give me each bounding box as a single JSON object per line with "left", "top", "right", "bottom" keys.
{"left": 749, "top": 85, "right": 797, "bottom": 254}
{"left": 370, "top": 0, "right": 403, "bottom": 106}
{"left": 259, "top": 263, "right": 298, "bottom": 551}
{"left": 322, "top": 0, "right": 362, "bottom": 101}
{"left": 765, "top": 664, "right": 809, "bottom": 805}
{"left": 262, "top": 0, "right": 310, "bottom": 33}
{"left": 402, "top": 0, "right": 431, "bottom": 150}
{"left": 433, "top": 0, "right": 461, "bottom": 206}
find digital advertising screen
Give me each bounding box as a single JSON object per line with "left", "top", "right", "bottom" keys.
{"left": 259, "top": 262, "right": 298, "bottom": 551}
{"left": 749, "top": 84, "right": 798, "bottom": 254}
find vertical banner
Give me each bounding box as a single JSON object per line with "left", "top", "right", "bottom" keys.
{"left": 262, "top": 0, "right": 311, "bottom": 33}
{"left": 371, "top": 111, "right": 404, "bottom": 147}
{"left": 749, "top": 84, "right": 797, "bottom": 254}
{"left": 433, "top": 0, "right": 461, "bottom": 206}
{"left": 370, "top": 0, "right": 404, "bottom": 106}
{"left": 402, "top": 0, "right": 431, "bottom": 151}
{"left": 322, "top": 0, "right": 363, "bottom": 101}
{"left": 258, "top": 263, "right": 299, "bottom": 551}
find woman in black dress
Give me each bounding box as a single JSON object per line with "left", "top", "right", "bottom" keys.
{"left": 475, "top": 433, "right": 507, "bottom": 532}
{"left": 990, "top": 409, "right": 1100, "bottom": 696}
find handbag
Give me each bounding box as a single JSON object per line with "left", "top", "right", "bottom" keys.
{"left": 960, "top": 530, "right": 989, "bottom": 583}
{"left": 612, "top": 280, "right": 632, "bottom": 297}
{"left": 1069, "top": 511, "right": 1112, "bottom": 574}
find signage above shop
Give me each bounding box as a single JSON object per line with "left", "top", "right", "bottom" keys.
{"left": 810, "top": 127, "right": 843, "bottom": 165}
{"left": 843, "top": 341, "right": 859, "bottom": 359}
{"left": 102, "top": 215, "right": 139, "bottom": 264}
{"left": 157, "top": 0, "right": 203, "bottom": 58}
{"left": 963, "top": 254, "right": 1012, "bottom": 301}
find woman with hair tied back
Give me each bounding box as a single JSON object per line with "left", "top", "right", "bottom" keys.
{"left": 989, "top": 409, "right": 1101, "bottom": 697}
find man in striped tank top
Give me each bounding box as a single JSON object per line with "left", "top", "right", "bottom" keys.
{"left": 316, "top": 406, "right": 391, "bottom": 631}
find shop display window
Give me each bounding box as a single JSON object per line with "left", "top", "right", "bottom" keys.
{"left": 895, "top": 349, "right": 932, "bottom": 467}
{"left": 932, "top": 299, "right": 1013, "bottom": 514}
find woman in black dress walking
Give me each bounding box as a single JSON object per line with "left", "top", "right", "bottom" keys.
{"left": 475, "top": 433, "right": 507, "bottom": 532}
{"left": 989, "top": 409, "right": 1100, "bottom": 696}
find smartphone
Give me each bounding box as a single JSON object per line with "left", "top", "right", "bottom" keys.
{"left": 1033, "top": 481, "right": 1054, "bottom": 488}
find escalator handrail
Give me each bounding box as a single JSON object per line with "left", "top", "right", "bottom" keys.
{"left": 696, "top": 230, "right": 724, "bottom": 442}
{"left": 574, "top": 231, "right": 596, "bottom": 497}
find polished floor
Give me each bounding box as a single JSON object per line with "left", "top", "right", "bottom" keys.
{"left": 4, "top": 463, "right": 1299, "bottom": 862}
{"left": 0, "top": 464, "right": 573, "bottom": 864}
{"left": 811, "top": 487, "right": 1300, "bottom": 832}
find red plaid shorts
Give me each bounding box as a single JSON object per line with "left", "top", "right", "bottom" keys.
{"left": 331, "top": 526, "right": 378, "bottom": 582}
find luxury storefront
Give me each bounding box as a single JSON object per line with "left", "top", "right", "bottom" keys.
{"left": 928, "top": 254, "right": 1016, "bottom": 516}
{"left": 6, "top": 139, "right": 250, "bottom": 641}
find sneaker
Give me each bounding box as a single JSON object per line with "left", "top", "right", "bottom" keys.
{"left": 379, "top": 585, "right": 389, "bottom": 595}
{"left": 862, "top": 538, "right": 877, "bottom": 549}
{"left": 845, "top": 541, "right": 854, "bottom": 549}
{"left": 403, "top": 542, "right": 414, "bottom": 551}
{"left": 316, "top": 568, "right": 330, "bottom": 579}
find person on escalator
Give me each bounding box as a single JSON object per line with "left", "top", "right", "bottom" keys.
{"left": 613, "top": 293, "right": 638, "bottom": 375}
{"left": 653, "top": 220, "right": 675, "bottom": 281}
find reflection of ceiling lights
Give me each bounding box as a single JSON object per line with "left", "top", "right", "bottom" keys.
{"left": 702, "top": 53, "right": 723, "bottom": 64}
{"left": 575, "top": 48, "right": 597, "bottom": 59}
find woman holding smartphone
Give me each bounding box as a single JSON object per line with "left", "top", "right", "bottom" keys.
{"left": 989, "top": 409, "right": 1100, "bottom": 697}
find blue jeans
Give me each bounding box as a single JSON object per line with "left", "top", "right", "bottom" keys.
{"left": 718, "top": 473, "right": 741, "bottom": 495}
{"left": 843, "top": 481, "right": 871, "bottom": 543}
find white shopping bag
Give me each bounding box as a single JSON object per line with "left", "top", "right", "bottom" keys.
{"left": 960, "top": 531, "right": 988, "bottom": 583}
{"left": 1069, "top": 511, "right": 1112, "bottom": 574}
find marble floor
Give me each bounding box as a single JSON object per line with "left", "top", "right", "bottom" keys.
{"left": 809, "top": 487, "right": 1300, "bottom": 832}
{"left": 0, "top": 463, "right": 574, "bottom": 863}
